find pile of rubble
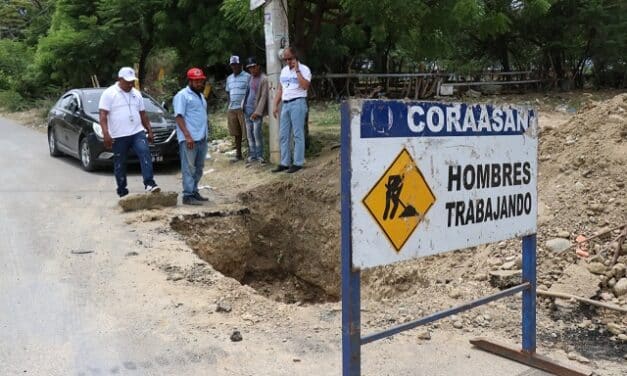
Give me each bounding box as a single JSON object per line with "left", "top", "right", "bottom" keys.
{"left": 489, "top": 93, "right": 627, "bottom": 348}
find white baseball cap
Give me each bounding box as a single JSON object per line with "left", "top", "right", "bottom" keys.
{"left": 118, "top": 67, "right": 137, "bottom": 82}
{"left": 229, "top": 56, "right": 240, "bottom": 65}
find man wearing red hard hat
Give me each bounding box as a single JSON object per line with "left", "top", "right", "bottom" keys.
{"left": 172, "top": 67, "right": 210, "bottom": 205}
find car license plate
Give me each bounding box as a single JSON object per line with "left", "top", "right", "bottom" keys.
{"left": 151, "top": 152, "right": 163, "bottom": 162}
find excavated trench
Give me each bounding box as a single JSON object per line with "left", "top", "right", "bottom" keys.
{"left": 170, "top": 179, "right": 341, "bottom": 304}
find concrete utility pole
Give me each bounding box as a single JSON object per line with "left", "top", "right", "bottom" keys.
{"left": 262, "top": 0, "right": 289, "bottom": 164}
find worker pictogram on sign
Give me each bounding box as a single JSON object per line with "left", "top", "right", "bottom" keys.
{"left": 362, "top": 148, "right": 436, "bottom": 252}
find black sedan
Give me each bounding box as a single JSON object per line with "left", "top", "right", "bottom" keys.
{"left": 47, "top": 88, "right": 179, "bottom": 171}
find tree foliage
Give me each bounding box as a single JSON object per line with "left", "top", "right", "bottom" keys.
{"left": 0, "top": 0, "right": 624, "bottom": 99}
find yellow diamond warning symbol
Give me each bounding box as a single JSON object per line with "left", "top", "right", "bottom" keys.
{"left": 362, "top": 148, "right": 436, "bottom": 252}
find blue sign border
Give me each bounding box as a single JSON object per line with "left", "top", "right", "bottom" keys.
{"left": 341, "top": 99, "right": 538, "bottom": 376}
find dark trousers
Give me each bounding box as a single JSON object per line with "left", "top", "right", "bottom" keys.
{"left": 112, "top": 131, "right": 156, "bottom": 196}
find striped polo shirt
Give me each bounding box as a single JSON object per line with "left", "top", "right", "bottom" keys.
{"left": 225, "top": 71, "right": 250, "bottom": 110}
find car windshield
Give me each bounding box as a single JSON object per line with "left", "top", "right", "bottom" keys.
{"left": 83, "top": 91, "right": 163, "bottom": 115}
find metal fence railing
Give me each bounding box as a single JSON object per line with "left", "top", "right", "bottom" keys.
{"left": 311, "top": 71, "right": 544, "bottom": 99}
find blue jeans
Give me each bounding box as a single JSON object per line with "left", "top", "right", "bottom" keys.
{"left": 113, "top": 131, "right": 156, "bottom": 197}
{"left": 179, "top": 138, "right": 207, "bottom": 198}
{"left": 279, "top": 98, "right": 307, "bottom": 167}
{"left": 244, "top": 109, "right": 264, "bottom": 159}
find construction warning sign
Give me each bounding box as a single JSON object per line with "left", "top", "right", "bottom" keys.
{"left": 362, "top": 148, "right": 436, "bottom": 252}
{"left": 344, "top": 99, "right": 538, "bottom": 268}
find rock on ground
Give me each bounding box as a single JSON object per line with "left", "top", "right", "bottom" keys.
{"left": 548, "top": 263, "right": 601, "bottom": 299}
{"left": 489, "top": 270, "right": 522, "bottom": 289}
{"left": 613, "top": 278, "right": 627, "bottom": 297}
{"left": 119, "top": 191, "right": 178, "bottom": 212}
{"left": 545, "top": 238, "right": 571, "bottom": 253}
{"left": 587, "top": 262, "right": 606, "bottom": 275}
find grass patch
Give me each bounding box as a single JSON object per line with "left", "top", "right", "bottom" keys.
{"left": 209, "top": 110, "right": 230, "bottom": 141}
{"left": 0, "top": 90, "right": 28, "bottom": 111}
{"left": 206, "top": 101, "right": 342, "bottom": 160}
{"left": 306, "top": 101, "right": 341, "bottom": 157}
{"left": 309, "top": 101, "right": 341, "bottom": 128}
{"left": 34, "top": 97, "right": 56, "bottom": 119}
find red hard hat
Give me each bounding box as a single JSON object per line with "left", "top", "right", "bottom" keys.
{"left": 187, "top": 67, "right": 206, "bottom": 80}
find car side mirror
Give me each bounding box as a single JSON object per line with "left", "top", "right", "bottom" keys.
{"left": 161, "top": 101, "right": 169, "bottom": 111}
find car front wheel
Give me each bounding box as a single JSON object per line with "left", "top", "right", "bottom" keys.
{"left": 48, "top": 127, "right": 62, "bottom": 157}
{"left": 79, "top": 138, "right": 97, "bottom": 171}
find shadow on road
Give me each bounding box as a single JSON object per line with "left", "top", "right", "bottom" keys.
{"left": 51, "top": 155, "right": 180, "bottom": 177}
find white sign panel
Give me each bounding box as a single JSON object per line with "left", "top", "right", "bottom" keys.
{"left": 347, "top": 100, "right": 538, "bottom": 268}
{"left": 250, "top": 0, "right": 266, "bottom": 10}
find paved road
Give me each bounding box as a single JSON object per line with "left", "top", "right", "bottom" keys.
{"left": 0, "top": 117, "right": 553, "bottom": 376}
{"left": 0, "top": 118, "right": 201, "bottom": 375}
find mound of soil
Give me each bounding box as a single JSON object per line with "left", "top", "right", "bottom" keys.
{"left": 539, "top": 93, "right": 626, "bottom": 232}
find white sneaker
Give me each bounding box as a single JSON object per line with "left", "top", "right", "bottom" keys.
{"left": 145, "top": 184, "right": 161, "bottom": 193}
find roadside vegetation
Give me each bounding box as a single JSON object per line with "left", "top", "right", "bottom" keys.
{"left": 0, "top": 1, "right": 625, "bottom": 152}
{"left": 0, "top": 0, "right": 625, "bottom": 112}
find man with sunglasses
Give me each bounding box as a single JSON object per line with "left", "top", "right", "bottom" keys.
{"left": 272, "top": 47, "right": 311, "bottom": 173}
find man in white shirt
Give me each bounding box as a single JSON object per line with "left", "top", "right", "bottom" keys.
{"left": 272, "top": 47, "right": 311, "bottom": 173}
{"left": 98, "top": 67, "right": 160, "bottom": 197}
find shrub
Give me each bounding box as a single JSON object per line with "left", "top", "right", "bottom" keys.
{"left": 0, "top": 90, "right": 29, "bottom": 111}
{"left": 0, "top": 40, "right": 33, "bottom": 92}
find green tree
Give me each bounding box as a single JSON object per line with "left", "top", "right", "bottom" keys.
{"left": 155, "top": 0, "right": 260, "bottom": 71}
{"left": 33, "top": 0, "right": 109, "bottom": 89}
{"left": 0, "top": 0, "right": 54, "bottom": 42}
{"left": 97, "top": 0, "right": 165, "bottom": 85}
{"left": 523, "top": 0, "right": 626, "bottom": 87}
{"left": 0, "top": 39, "right": 33, "bottom": 90}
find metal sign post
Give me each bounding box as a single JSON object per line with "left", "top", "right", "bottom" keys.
{"left": 340, "top": 99, "right": 590, "bottom": 376}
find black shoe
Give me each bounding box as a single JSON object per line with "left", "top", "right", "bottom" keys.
{"left": 182, "top": 196, "right": 203, "bottom": 206}
{"left": 193, "top": 191, "right": 209, "bottom": 201}
{"left": 287, "top": 165, "right": 302, "bottom": 173}
{"left": 145, "top": 184, "right": 161, "bottom": 193}
{"left": 271, "top": 165, "right": 289, "bottom": 173}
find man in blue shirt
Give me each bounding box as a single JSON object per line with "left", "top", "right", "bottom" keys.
{"left": 225, "top": 55, "right": 250, "bottom": 162}
{"left": 173, "top": 67, "right": 209, "bottom": 205}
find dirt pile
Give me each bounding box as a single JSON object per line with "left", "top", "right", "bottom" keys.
{"left": 535, "top": 93, "right": 626, "bottom": 302}
{"left": 119, "top": 191, "right": 178, "bottom": 212}
{"left": 539, "top": 93, "right": 626, "bottom": 228}
{"left": 510, "top": 93, "right": 627, "bottom": 360}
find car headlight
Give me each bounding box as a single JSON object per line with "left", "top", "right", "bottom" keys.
{"left": 92, "top": 122, "right": 103, "bottom": 138}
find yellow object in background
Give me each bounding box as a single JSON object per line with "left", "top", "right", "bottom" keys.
{"left": 158, "top": 67, "right": 165, "bottom": 81}
{"left": 204, "top": 83, "right": 212, "bottom": 99}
